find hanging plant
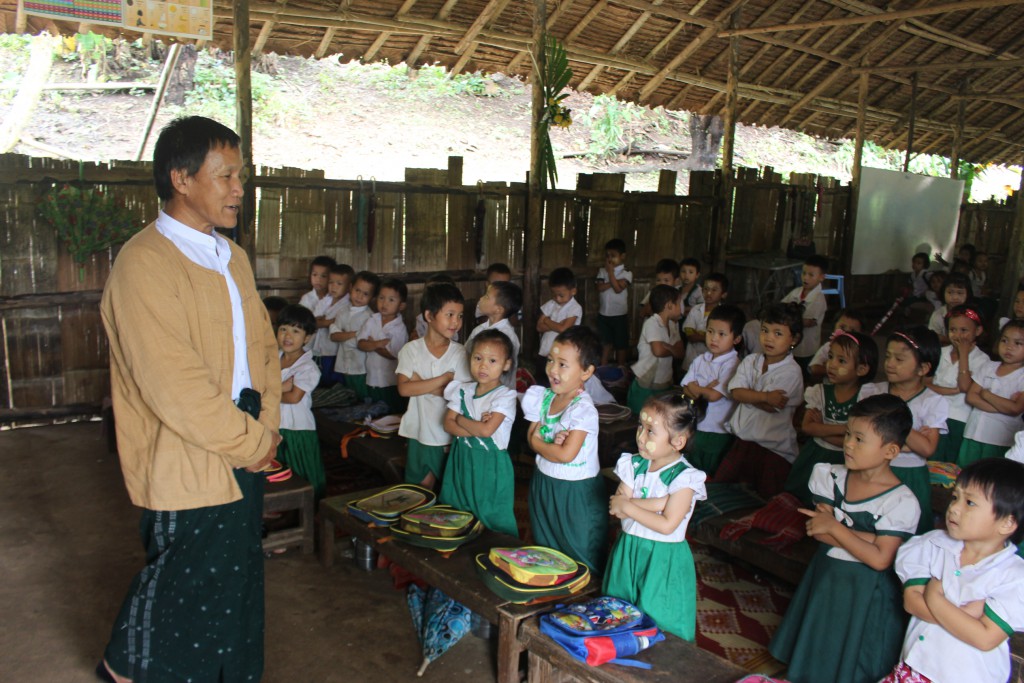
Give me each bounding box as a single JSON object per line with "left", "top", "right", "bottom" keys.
{"left": 37, "top": 184, "right": 142, "bottom": 280}
{"left": 536, "top": 35, "right": 573, "bottom": 191}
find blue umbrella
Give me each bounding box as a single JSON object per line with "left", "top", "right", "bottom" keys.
{"left": 406, "top": 585, "right": 472, "bottom": 676}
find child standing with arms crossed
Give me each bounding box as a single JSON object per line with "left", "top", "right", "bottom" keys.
{"left": 396, "top": 283, "right": 471, "bottom": 489}
{"left": 276, "top": 305, "right": 326, "bottom": 499}
{"left": 781, "top": 254, "right": 829, "bottom": 376}
{"left": 885, "top": 459, "right": 1024, "bottom": 683}
{"left": 627, "top": 285, "right": 684, "bottom": 414}
{"left": 596, "top": 238, "right": 633, "bottom": 367}
{"left": 329, "top": 271, "right": 378, "bottom": 400}
{"left": 358, "top": 277, "right": 409, "bottom": 413}
{"left": 603, "top": 394, "right": 708, "bottom": 641}
{"left": 681, "top": 304, "right": 745, "bottom": 476}
{"left": 311, "top": 263, "right": 353, "bottom": 384}
{"left": 441, "top": 330, "right": 519, "bottom": 536}
{"left": 466, "top": 280, "right": 522, "bottom": 389}
{"left": 715, "top": 302, "right": 805, "bottom": 498}
{"left": 536, "top": 267, "right": 581, "bottom": 387}
{"left": 681, "top": 272, "right": 729, "bottom": 370}
{"left": 522, "top": 326, "right": 607, "bottom": 574}
{"left": 929, "top": 272, "right": 971, "bottom": 345}
{"left": 927, "top": 305, "right": 990, "bottom": 462}
{"left": 959, "top": 319, "right": 1024, "bottom": 465}
{"left": 770, "top": 395, "right": 922, "bottom": 683}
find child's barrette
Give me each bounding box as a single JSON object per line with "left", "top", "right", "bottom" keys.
{"left": 832, "top": 330, "right": 860, "bottom": 345}
{"left": 949, "top": 308, "right": 983, "bottom": 325}
{"left": 893, "top": 331, "right": 919, "bottom": 349}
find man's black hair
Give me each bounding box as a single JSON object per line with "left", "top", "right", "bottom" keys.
{"left": 153, "top": 116, "right": 240, "bottom": 202}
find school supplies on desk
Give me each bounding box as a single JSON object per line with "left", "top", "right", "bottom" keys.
{"left": 347, "top": 484, "right": 435, "bottom": 526}
{"left": 488, "top": 546, "right": 578, "bottom": 586}
{"left": 474, "top": 552, "right": 591, "bottom": 603}
{"left": 400, "top": 506, "right": 477, "bottom": 538}
{"left": 539, "top": 596, "right": 664, "bottom": 669}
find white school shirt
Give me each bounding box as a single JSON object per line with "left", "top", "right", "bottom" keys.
{"left": 681, "top": 302, "right": 710, "bottom": 369}
{"left": 299, "top": 289, "right": 324, "bottom": 312}
{"left": 396, "top": 338, "right": 471, "bottom": 446}
{"left": 329, "top": 304, "right": 371, "bottom": 375}
{"left": 804, "top": 382, "right": 880, "bottom": 451}
{"left": 584, "top": 375, "right": 616, "bottom": 404}
{"left": 614, "top": 453, "right": 707, "bottom": 542}
{"left": 726, "top": 353, "right": 804, "bottom": 462}
{"left": 969, "top": 269, "right": 986, "bottom": 298}
{"left": 357, "top": 313, "right": 408, "bottom": 388}
{"left": 538, "top": 297, "right": 583, "bottom": 357}
{"left": 415, "top": 313, "right": 428, "bottom": 340}
{"left": 809, "top": 340, "right": 831, "bottom": 369}
{"left": 466, "top": 318, "right": 521, "bottom": 390}
{"left": 910, "top": 270, "right": 928, "bottom": 298}
{"left": 810, "top": 464, "right": 919, "bottom": 563}
{"left": 928, "top": 305, "right": 947, "bottom": 338}
{"left": 869, "top": 382, "right": 948, "bottom": 468}
{"left": 596, "top": 264, "right": 633, "bottom": 316}
{"left": 964, "top": 364, "right": 1024, "bottom": 447}
{"left": 445, "top": 381, "right": 517, "bottom": 450}
{"left": 896, "top": 531, "right": 1024, "bottom": 683}
{"left": 1006, "top": 428, "right": 1024, "bottom": 463}
{"left": 932, "top": 345, "right": 993, "bottom": 423}
{"left": 925, "top": 290, "right": 943, "bottom": 310}
{"left": 680, "top": 349, "right": 740, "bottom": 434}
{"left": 679, "top": 283, "right": 704, "bottom": 312}
{"left": 631, "top": 315, "right": 679, "bottom": 389}
{"left": 279, "top": 350, "right": 320, "bottom": 431}
{"left": 155, "top": 211, "right": 250, "bottom": 401}
{"left": 742, "top": 318, "right": 763, "bottom": 355}
{"left": 782, "top": 283, "right": 826, "bottom": 358}
{"left": 521, "top": 386, "right": 601, "bottom": 480}
{"left": 311, "top": 294, "right": 349, "bottom": 357}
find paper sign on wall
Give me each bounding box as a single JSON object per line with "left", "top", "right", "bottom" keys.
{"left": 24, "top": 0, "right": 213, "bottom": 40}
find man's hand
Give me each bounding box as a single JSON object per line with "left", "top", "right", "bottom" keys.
{"left": 246, "top": 432, "right": 282, "bottom": 472}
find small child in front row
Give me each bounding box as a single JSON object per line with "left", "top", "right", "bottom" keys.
{"left": 714, "top": 302, "right": 805, "bottom": 498}
{"left": 884, "top": 458, "right": 1024, "bottom": 683}
{"left": 871, "top": 326, "right": 947, "bottom": 533}
{"left": 807, "top": 308, "right": 867, "bottom": 382}
{"left": 769, "top": 394, "right": 921, "bottom": 683}
{"left": 536, "top": 267, "right": 581, "bottom": 387}
{"left": 467, "top": 280, "right": 522, "bottom": 389}
{"left": 595, "top": 238, "right": 633, "bottom": 367}
{"left": 276, "top": 305, "right": 326, "bottom": 499}
{"left": 927, "top": 305, "right": 989, "bottom": 462}
{"left": 329, "top": 271, "right": 378, "bottom": 400}
{"left": 522, "top": 326, "right": 607, "bottom": 574}
{"left": 959, "top": 319, "right": 1024, "bottom": 465}
{"left": 681, "top": 304, "right": 745, "bottom": 476}
{"left": 396, "top": 283, "right": 471, "bottom": 488}
{"left": 603, "top": 394, "right": 708, "bottom": 641}
{"left": 440, "top": 329, "right": 519, "bottom": 536}
{"left": 357, "top": 277, "right": 409, "bottom": 413}
{"left": 311, "top": 263, "right": 353, "bottom": 384}
{"left": 781, "top": 254, "right": 829, "bottom": 374}
{"left": 681, "top": 272, "right": 728, "bottom": 370}
{"left": 785, "top": 330, "right": 880, "bottom": 505}
{"left": 627, "top": 284, "right": 684, "bottom": 415}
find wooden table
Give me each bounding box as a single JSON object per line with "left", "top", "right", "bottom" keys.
{"left": 517, "top": 616, "right": 746, "bottom": 683}
{"left": 320, "top": 488, "right": 595, "bottom": 683}
{"left": 314, "top": 411, "right": 408, "bottom": 483}
{"left": 263, "top": 473, "right": 315, "bottom": 554}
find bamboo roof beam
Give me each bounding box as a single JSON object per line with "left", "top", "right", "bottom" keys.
{"left": 578, "top": 0, "right": 664, "bottom": 92}
{"left": 453, "top": 0, "right": 513, "bottom": 55}
{"left": 719, "top": 0, "right": 1024, "bottom": 38}
{"left": 606, "top": 5, "right": 694, "bottom": 96}
{"left": 253, "top": 0, "right": 288, "bottom": 55}
{"left": 853, "top": 56, "right": 1024, "bottom": 74}
{"left": 405, "top": 0, "right": 459, "bottom": 68}
{"left": 504, "top": 0, "right": 576, "bottom": 73}
{"left": 363, "top": 0, "right": 420, "bottom": 62}
{"left": 565, "top": 0, "right": 608, "bottom": 44}
{"left": 313, "top": 0, "right": 354, "bottom": 59}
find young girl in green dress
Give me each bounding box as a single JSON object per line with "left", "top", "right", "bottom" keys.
{"left": 522, "top": 326, "right": 607, "bottom": 574}
{"left": 276, "top": 305, "right": 325, "bottom": 499}
{"left": 959, "top": 318, "right": 1024, "bottom": 464}
{"left": 440, "top": 330, "right": 519, "bottom": 537}
{"left": 769, "top": 394, "right": 921, "bottom": 683}
{"left": 928, "top": 305, "right": 989, "bottom": 462}
{"left": 785, "top": 330, "right": 878, "bottom": 505}
{"left": 603, "top": 394, "right": 708, "bottom": 641}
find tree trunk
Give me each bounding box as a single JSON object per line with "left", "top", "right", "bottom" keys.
{"left": 0, "top": 35, "right": 55, "bottom": 154}
{"left": 165, "top": 44, "right": 198, "bottom": 106}
{"left": 686, "top": 114, "right": 725, "bottom": 170}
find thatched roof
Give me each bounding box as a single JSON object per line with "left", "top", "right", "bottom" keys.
{"left": 5, "top": 0, "right": 1024, "bottom": 166}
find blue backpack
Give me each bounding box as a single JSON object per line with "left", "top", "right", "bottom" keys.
{"left": 538, "top": 596, "right": 665, "bottom": 669}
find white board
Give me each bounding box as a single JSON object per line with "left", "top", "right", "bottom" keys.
{"left": 851, "top": 167, "right": 963, "bottom": 275}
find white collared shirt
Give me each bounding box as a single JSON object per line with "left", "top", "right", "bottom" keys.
{"left": 155, "top": 210, "right": 250, "bottom": 401}
{"left": 782, "top": 283, "right": 826, "bottom": 357}
{"left": 727, "top": 353, "right": 804, "bottom": 462}
{"left": 680, "top": 349, "right": 740, "bottom": 433}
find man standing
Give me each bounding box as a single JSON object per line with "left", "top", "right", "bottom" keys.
{"left": 98, "top": 116, "right": 281, "bottom": 682}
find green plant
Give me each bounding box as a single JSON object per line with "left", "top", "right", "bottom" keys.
{"left": 38, "top": 185, "right": 142, "bottom": 279}
{"left": 535, "top": 36, "right": 573, "bottom": 190}
{"left": 584, "top": 94, "right": 643, "bottom": 159}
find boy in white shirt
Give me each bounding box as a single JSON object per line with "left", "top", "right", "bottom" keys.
{"left": 627, "top": 284, "right": 683, "bottom": 414}
{"left": 474, "top": 263, "right": 513, "bottom": 324}
{"left": 682, "top": 272, "right": 728, "bottom": 370}
{"left": 298, "top": 255, "right": 336, "bottom": 312}
{"left": 396, "top": 283, "right": 471, "bottom": 488}
{"left": 536, "top": 267, "right": 582, "bottom": 387}
{"left": 595, "top": 238, "right": 633, "bottom": 367}
{"left": 781, "top": 254, "right": 828, "bottom": 376}
{"left": 466, "top": 280, "right": 522, "bottom": 389}
{"left": 312, "top": 263, "right": 353, "bottom": 384}
{"left": 357, "top": 277, "right": 409, "bottom": 413}
{"left": 329, "top": 271, "right": 378, "bottom": 400}
{"left": 638, "top": 258, "right": 680, "bottom": 318}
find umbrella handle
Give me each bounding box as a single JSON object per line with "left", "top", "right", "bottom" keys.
{"left": 417, "top": 658, "right": 431, "bottom": 677}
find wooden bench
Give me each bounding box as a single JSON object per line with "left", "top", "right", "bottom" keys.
{"left": 314, "top": 411, "right": 408, "bottom": 483}
{"left": 516, "top": 615, "right": 746, "bottom": 683}
{"left": 320, "top": 488, "right": 596, "bottom": 683}
{"left": 263, "top": 474, "right": 315, "bottom": 554}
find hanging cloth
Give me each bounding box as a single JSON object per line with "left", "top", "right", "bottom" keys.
{"left": 367, "top": 178, "right": 377, "bottom": 255}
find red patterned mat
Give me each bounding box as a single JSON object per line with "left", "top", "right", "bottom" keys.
{"left": 693, "top": 540, "right": 792, "bottom": 676}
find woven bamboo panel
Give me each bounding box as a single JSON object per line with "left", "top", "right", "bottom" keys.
{"left": 405, "top": 168, "right": 449, "bottom": 273}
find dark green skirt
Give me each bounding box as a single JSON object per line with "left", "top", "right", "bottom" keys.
{"left": 528, "top": 469, "right": 608, "bottom": 576}
{"left": 958, "top": 438, "right": 1010, "bottom": 466}
{"left": 626, "top": 378, "right": 658, "bottom": 415}
{"left": 439, "top": 438, "right": 518, "bottom": 537}
{"left": 104, "top": 469, "right": 265, "bottom": 682}
{"left": 685, "top": 430, "right": 734, "bottom": 477}
{"left": 404, "top": 439, "right": 448, "bottom": 485}
{"left": 933, "top": 418, "right": 966, "bottom": 463}
{"left": 344, "top": 373, "right": 368, "bottom": 401}
{"left": 893, "top": 465, "right": 932, "bottom": 533}
{"left": 603, "top": 534, "right": 696, "bottom": 641}
{"left": 278, "top": 428, "right": 325, "bottom": 500}
{"left": 785, "top": 440, "right": 845, "bottom": 506}
{"left": 769, "top": 546, "right": 907, "bottom": 683}
{"left": 368, "top": 384, "right": 406, "bottom": 414}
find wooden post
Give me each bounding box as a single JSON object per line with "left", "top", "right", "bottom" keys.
{"left": 15, "top": 0, "right": 27, "bottom": 33}
{"left": 713, "top": 8, "right": 741, "bottom": 272}
{"left": 133, "top": 43, "right": 181, "bottom": 162}
{"left": 903, "top": 73, "right": 918, "bottom": 173}
{"left": 1001, "top": 159, "right": 1024, "bottom": 317}
{"left": 522, "top": 0, "right": 546, "bottom": 357}
{"left": 234, "top": 0, "right": 256, "bottom": 263}
{"left": 845, "top": 71, "right": 869, "bottom": 277}
{"left": 951, "top": 80, "right": 968, "bottom": 180}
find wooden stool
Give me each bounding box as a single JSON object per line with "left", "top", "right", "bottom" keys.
{"left": 263, "top": 474, "right": 315, "bottom": 554}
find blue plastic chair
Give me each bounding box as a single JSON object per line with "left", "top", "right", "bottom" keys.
{"left": 822, "top": 274, "right": 845, "bottom": 308}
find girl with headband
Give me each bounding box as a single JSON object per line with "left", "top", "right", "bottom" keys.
{"left": 959, "top": 319, "right": 1024, "bottom": 464}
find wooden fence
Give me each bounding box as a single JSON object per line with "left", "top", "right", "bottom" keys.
{"left": 0, "top": 152, "right": 1014, "bottom": 421}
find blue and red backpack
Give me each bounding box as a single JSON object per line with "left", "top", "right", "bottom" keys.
{"left": 538, "top": 596, "right": 664, "bottom": 669}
